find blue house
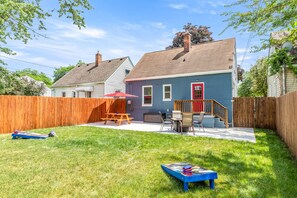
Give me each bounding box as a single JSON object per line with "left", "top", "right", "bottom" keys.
{"left": 125, "top": 34, "right": 238, "bottom": 127}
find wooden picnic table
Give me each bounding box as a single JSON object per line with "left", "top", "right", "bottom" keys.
{"left": 102, "top": 113, "right": 133, "bottom": 126}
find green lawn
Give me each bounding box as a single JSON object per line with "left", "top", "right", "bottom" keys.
{"left": 0, "top": 127, "right": 297, "bottom": 197}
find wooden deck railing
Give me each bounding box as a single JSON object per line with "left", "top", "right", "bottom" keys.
{"left": 174, "top": 99, "right": 229, "bottom": 128}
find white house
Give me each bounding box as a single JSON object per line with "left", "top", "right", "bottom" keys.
{"left": 267, "top": 32, "right": 297, "bottom": 97}
{"left": 51, "top": 51, "right": 134, "bottom": 98}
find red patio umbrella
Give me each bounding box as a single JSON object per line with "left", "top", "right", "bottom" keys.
{"left": 104, "top": 91, "right": 138, "bottom": 98}
{"left": 104, "top": 91, "right": 138, "bottom": 113}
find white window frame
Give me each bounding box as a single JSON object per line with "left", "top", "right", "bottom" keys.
{"left": 142, "top": 85, "right": 153, "bottom": 107}
{"left": 163, "top": 84, "right": 172, "bottom": 101}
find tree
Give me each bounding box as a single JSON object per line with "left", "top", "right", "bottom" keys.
{"left": 238, "top": 57, "right": 268, "bottom": 97}
{"left": 19, "top": 76, "right": 47, "bottom": 96}
{"left": 237, "top": 65, "right": 245, "bottom": 81}
{"left": 222, "top": 0, "right": 297, "bottom": 50}
{"left": 15, "top": 68, "right": 52, "bottom": 86}
{"left": 53, "top": 60, "right": 84, "bottom": 82}
{"left": 0, "top": 0, "right": 92, "bottom": 65}
{"left": 249, "top": 58, "right": 268, "bottom": 96}
{"left": 0, "top": 66, "right": 23, "bottom": 95}
{"left": 166, "top": 23, "right": 214, "bottom": 49}
{"left": 0, "top": 66, "right": 46, "bottom": 95}
{"left": 238, "top": 73, "right": 253, "bottom": 97}
{"left": 268, "top": 48, "right": 297, "bottom": 76}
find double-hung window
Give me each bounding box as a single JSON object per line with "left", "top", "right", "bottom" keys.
{"left": 142, "top": 85, "right": 153, "bottom": 106}
{"left": 163, "top": 84, "right": 172, "bottom": 101}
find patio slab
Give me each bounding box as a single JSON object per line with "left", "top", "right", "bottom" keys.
{"left": 80, "top": 121, "right": 256, "bottom": 143}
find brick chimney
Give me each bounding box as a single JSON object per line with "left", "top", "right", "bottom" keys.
{"left": 95, "top": 51, "right": 102, "bottom": 66}
{"left": 183, "top": 32, "right": 191, "bottom": 52}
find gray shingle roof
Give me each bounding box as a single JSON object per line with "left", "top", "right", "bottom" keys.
{"left": 125, "top": 38, "right": 235, "bottom": 81}
{"left": 52, "top": 57, "right": 128, "bottom": 87}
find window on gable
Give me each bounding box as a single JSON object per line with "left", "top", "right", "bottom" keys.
{"left": 125, "top": 69, "right": 130, "bottom": 76}
{"left": 142, "top": 85, "right": 153, "bottom": 106}
{"left": 163, "top": 84, "right": 172, "bottom": 101}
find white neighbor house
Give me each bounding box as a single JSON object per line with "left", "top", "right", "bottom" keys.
{"left": 267, "top": 32, "right": 297, "bottom": 97}
{"left": 51, "top": 52, "right": 134, "bottom": 98}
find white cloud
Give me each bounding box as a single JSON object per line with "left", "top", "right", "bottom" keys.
{"left": 207, "top": 1, "right": 225, "bottom": 8}
{"left": 118, "top": 23, "right": 142, "bottom": 30}
{"left": 151, "top": 22, "right": 166, "bottom": 29}
{"left": 46, "top": 20, "right": 106, "bottom": 41}
{"left": 60, "top": 27, "right": 106, "bottom": 39}
{"left": 109, "top": 49, "right": 126, "bottom": 57}
{"left": 236, "top": 48, "right": 249, "bottom": 53}
{"left": 168, "top": 3, "right": 188, "bottom": 9}
{"left": 191, "top": 8, "right": 205, "bottom": 14}
{"left": 210, "top": 10, "right": 217, "bottom": 15}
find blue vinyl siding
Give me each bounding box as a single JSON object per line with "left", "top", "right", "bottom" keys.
{"left": 126, "top": 73, "right": 233, "bottom": 122}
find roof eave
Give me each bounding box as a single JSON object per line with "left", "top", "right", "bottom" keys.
{"left": 125, "top": 69, "right": 232, "bottom": 82}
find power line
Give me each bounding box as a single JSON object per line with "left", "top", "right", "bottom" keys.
{"left": 4, "top": 66, "right": 53, "bottom": 77}
{"left": 0, "top": 15, "right": 52, "bottom": 40}
{"left": 240, "top": 0, "right": 263, "bottom": 68}
{"left": 0, "top": 54, "right": 57, "bottom": 69}
{"left": 240, "top": 33, "right": 253, "bottom": 67}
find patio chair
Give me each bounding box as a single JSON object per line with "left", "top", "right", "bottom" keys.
{"left": 193, "top": 112, "right": 205, "bottom": 132}
{"left": 159, "top": 111, "right": 173, "bottom": 131}
{"left": 179, "top": 113, "right": 194, "bottom": 135}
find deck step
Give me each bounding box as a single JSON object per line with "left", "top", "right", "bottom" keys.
{"left": 193, "top": 115, "right": 215, "bottom": 128}
{"left": 214, "top": 117, "right": 226, "bottom": 128}
{"left": 193, "top": 115, "right": 226, "bottom": 128}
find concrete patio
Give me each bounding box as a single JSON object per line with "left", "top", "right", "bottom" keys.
{"left": 80, "top": 121, "right": 256, "bottom": 143}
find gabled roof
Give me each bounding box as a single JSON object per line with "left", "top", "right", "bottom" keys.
{"left": 52, "top": 57, "right": 128, "bottom": 87}
{"left": 125, "top": 38, "right": 235, "bottom": 81}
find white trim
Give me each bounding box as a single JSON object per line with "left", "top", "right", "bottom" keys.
{"left": 52, "top": 81, "right": 104, "bottom": 88}
{"left": 190, "top": 82, "right": 205, "bottom": 100}
{"left": 75, "top": 86, "right": 94, "bottom": 92}
{"left": 125, "top": 69, "right": 232, "bottom": 82}
{"left": 163, "top": 84, "right": 172, "bottom": 101}
{"left": 142, "top": 85, "right": 153, "bottom": 107}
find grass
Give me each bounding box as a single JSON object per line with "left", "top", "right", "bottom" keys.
{"left": 0, "top": 127, "right": 297, "bottom": 197}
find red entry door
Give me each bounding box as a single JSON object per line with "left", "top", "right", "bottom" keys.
{"left": 192, "top": 83, "right": 204, "bottom": 112}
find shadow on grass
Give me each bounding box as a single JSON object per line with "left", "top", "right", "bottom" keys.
{"left": 261, "top": 129, "right": 297, "bottom": 196}
{"left": 153, "top": 130, "right": 297, "bottom": 196}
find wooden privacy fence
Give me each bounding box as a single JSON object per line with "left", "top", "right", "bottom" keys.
{"left": 233, "top": 97, "right": 276, "bottom": 129}
{"left": 0, "top": 96, "right": 126, "bottom": 134}
{"left": 276, "top": 91, "right": 297, "bottom": 159}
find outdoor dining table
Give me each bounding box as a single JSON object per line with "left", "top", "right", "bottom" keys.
{"left": 102, "top": 113, "right": 133, "bottom": 126}
{"left": 171, "top": 117, "right": 189, "bottom": 132}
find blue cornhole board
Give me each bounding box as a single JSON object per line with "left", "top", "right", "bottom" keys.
{"left": 12, "top": 131, "right": 48, "bottom": 140}
{"left": 161, "top": 162, "right": 218, "bottom": 191}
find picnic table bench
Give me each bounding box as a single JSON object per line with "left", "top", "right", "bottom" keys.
{"left": 102, "top": 113, "right": 133, "bottom": 126}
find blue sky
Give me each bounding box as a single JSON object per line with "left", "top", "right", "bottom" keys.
{"left": 2, "top": 0, "right": 268, "bottom": 77}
